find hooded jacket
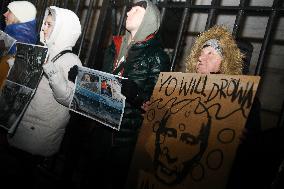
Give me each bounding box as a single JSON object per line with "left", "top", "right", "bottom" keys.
{"left": 102, "top": 0, "right": 170, "bottom": 146}
{"left": 186, "top": 25, "right": 243, "bottom": 75}
{"left": 8, "top": 6, "right": 82, "bottom": 157}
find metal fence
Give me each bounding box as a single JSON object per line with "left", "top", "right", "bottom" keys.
{"left": 1, "top": 0, "right": 284, "bottom": 127}
{"left": 0, "top": 0, "right": 103, "bottom": 64}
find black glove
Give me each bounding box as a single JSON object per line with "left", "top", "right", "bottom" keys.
{"left": 68, "top": 65, "right": 78, "bottom": 83}
{"left": 121, "top": 79, "right": 138, "bottom": 104}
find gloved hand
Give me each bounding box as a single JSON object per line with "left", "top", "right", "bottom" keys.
{"left": 121, "top": 79, "right": 138, "bottom": 105}
{"left": 68, "top": 65, "right": 78, "bottom": 83}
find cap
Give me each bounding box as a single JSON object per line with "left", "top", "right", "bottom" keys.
{"left": 8, "top": 1, "right": 36, "bottom": 23}
{"left": 203, "top": 39, "right": 223, "bottom": 57}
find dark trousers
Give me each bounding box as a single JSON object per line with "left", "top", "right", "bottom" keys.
{"left": 227, "top": 127, "right": 284, "bottom": 189}
{"left": 0, "top": 142, "right": 44, "bottom": 188}
{"left": 81, "top": 126, "right": 136, "bottom": 189}
{"left": 62, "top": 113, "right": 136, "bottom": 189}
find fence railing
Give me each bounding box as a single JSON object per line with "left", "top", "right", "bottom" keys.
{"left": 1, "top": 0, "right": 283, "bottom": 127}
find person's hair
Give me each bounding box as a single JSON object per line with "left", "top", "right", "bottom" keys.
{"left": 186, "top": 25, "right": 244, "bottom": 75}
{"left": 131, "top": 1, "right": 147, "bottom": 10}
{"left": 82, "top": 73, "right": 92, "bottom": 82}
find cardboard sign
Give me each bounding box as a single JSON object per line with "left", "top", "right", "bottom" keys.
{"left": 126, "top": 72, "right": 260, "bottom": 189}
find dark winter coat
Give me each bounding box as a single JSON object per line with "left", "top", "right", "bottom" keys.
{"left": 4, "top": 20, "right": 37, "bottom": 54}
{"left": 102, "top": 33, "right": 170, "bottom": 146}
{"left": 0, "top": 20, "right": 37, "bottom": 90}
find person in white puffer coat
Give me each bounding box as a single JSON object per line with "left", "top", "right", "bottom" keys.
{"left": 8, "top": 6, "right": 82, "bottom": 157}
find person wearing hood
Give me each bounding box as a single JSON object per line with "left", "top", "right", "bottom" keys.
{"left": 78, "top": 0, "right": 170, "bottom": 188}
{"left": 0, "top": 1, "right": 37, "bottom": 90}
{"left": 185, "top": 25, "right": 261, "bottom": 138}
{"left": 139, "top": 25, "right": 261, "bottom": 187}
{"left": 186, "top": 25, "right": 262, "bottom": 189}
{"left": 2, "top": 1, "right": 37, "bottom": 54}
{"left": 186, "top": 25, "right": 243, "bottom": 75}
{"left": 7, "top": 6, "right": 82, "bottom": 157}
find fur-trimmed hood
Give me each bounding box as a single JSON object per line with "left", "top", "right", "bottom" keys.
{"left": 186, "top": 25, "right": 244, "bottom": 75}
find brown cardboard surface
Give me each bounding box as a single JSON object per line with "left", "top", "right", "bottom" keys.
{"left": 126, "top": 72, "right": 260, "bottom": 189}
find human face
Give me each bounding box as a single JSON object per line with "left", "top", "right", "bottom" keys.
{"left": 126, "top": 6, "right": 146, "bottom": 36}
{"left": 196, "top": 46, "right": 222, "bottom": 74}
{"left": 153, "top": 113, "right": 210, "bottom": 185}
{"left": 3, "top": 10, "right": 19, "bottom": 25}
{"left": 84, "top": 74, "right": 91, "bottom": 82}
{"left": 42, "top": 15, "right": 54, "bottom": 40}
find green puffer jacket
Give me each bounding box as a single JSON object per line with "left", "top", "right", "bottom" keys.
{"left": 102, "top": 34, "right": 170, "bottom": 146}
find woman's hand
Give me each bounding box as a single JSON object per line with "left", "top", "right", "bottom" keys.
{"left": 141, "top": 100, "right": 150, "bottom": 112}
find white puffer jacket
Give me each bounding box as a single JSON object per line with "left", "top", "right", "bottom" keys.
{"left": 8, "top": 6, "right": 82, "bottom": 157}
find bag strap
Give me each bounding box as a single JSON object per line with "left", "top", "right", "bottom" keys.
{"left": 51, "top": 50, "right": 73, "bottom": 63}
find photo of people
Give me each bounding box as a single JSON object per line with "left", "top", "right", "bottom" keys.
{"left": 0, "top": 80, "right": 33, "bottom": 131}
{"left": 70, "top": 66, "right": 125, "bottom": 130}
{"left": 7, "top": 43, "right": 48, "bottom": 89}
{"left": 101, "top": 79, "right": 112, "bottom": 97}
{"left": 80, "top": 73, "right": 100, "bottom": 93}
{"left": 0, "top": 43, "right": 48, "bottom": 133}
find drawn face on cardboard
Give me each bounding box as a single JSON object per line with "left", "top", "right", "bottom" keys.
{"left": 42, "top": 14, "right": 54, "bottom": 40}
{"left": 3, "top": 10, "right": 19, "bottom": 25}
{"left": 153, "top": 111, "right": 210, "bottom": 185}
{"left": 196, "top": 46, "right": 222, "bottom": 74}
{"left": 126, "top": 6, "right": 146, "bottom": 35}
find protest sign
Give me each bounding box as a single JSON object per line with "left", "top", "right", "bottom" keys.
{"left": 70, "top": 66, "right": 125, "bottom": 130}
{"left": 126, "top": 72, "right": 260, "bottom": 189}
{"left": 0, "top": 43, "right": 48, "bottom": 133}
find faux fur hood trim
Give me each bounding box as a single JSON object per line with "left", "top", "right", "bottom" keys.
{"left": 186, "top": 25, "right": 244, "bottom": 75}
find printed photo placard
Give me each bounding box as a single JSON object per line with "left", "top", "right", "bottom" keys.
{"left": 0, "top": 43, "right": 48, "bottom": 133}
{"left": 70, "top": 66, "right": 125, "bottom": 130}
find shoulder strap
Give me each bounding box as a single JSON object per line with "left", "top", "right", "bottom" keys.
{"left": 51, "top": 50, "right": 73, "bottom": 63}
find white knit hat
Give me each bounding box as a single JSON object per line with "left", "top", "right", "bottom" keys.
{"left": 8, "top": 1, "right": 36, "bottom": 23}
